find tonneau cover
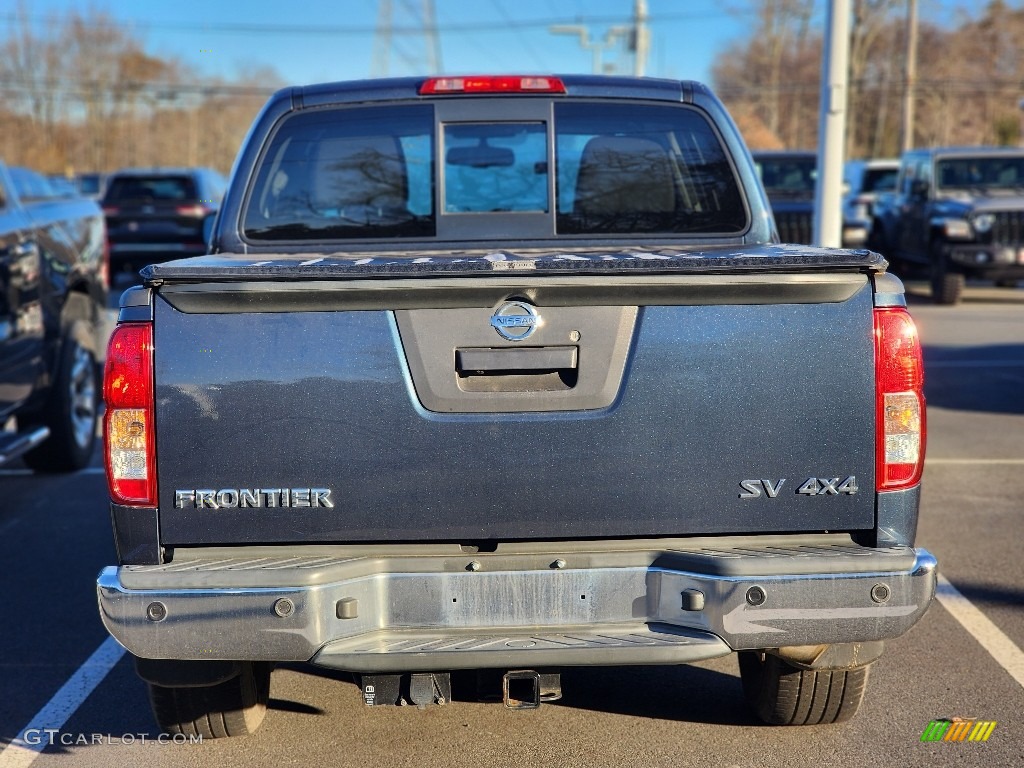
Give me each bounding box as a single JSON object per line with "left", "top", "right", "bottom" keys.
{"left": 141, "top": 244, "right": 886, "bottom": 284}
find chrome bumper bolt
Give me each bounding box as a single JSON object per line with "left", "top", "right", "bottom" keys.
{"left": 273, "top": 598, "right": 295, "bottom": 618}
{"left": 146, "top": 602, "right": 167, "bottom": 622}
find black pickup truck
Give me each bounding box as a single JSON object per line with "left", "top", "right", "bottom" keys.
{"left": 870, "top": 146, "right": 1024, "bottom": 304}
{"left": 96, "top": 75, "right": 934, "bottom": 738}
{"left": 0, "top": 163, "right": 107, "bottom": 470}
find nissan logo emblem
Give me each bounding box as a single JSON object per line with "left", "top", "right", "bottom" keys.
{"left": 490, "top": 301, "right": 541, "bottom": 341}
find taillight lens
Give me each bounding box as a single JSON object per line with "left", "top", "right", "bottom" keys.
{"left": 102, "top": 205, "right": 119, "bottom": 216}
{"left": 103, "top": 323, "right": 156, "bottom": 506}
{"left": 419, "top": 76, "right": 566, "bottom": 95}
{"left": 874, "top": 307, "right": 925, "bottom": 490}
{"left": 175, "top": 204, "right": 210, "bottom": 217}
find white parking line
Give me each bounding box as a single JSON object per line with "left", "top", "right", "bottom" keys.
{"left": 0, "top": 637, "right": 126, "bottom": 768}
{"left": 936, "top": 574, "right": 1024, "bottom": 690}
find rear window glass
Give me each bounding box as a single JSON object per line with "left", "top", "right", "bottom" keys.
{"left": 77, "top": 174, "right": 104, "bottom": 196}
{"left": 555, "top": 103, "right": 746, "bottom": 235}
{"left": 862, "top": 167, "right": 898, "bottom": 194}
{"left": 443, "top": 122, "right": 547, "bottom": 213}
{"left": 242, "top": 100, "right": 747, "bottom": 241}
{"left": 105, "top": 175, "right": 197, "bottom": 202}
{"left": 754, "top": 156, "right": 817, "bottom": 194}
{"left": 244, "top": 105, "right": 434, "bottom": 241}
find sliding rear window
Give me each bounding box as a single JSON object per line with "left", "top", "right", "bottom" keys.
{"left": 242, "top": 100, "right": 747, "bottom": 242}
{"left": 243, "top": 104, "right": 435, "bottom": 241}
{"left": 555, "top": 103, "right": 746, "bottom": 235}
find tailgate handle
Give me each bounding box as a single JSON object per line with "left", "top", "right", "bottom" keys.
{"left": 456, "top": 346, "right": 577, "bottom": 373}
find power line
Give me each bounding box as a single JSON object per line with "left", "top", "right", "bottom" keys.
{"left": 372, "top": 0, "right": 442, "bottom": 77}
{"left": 434, "top": 5, "right": 520, "bottom": 73}
{"left": 0, "top": 10, "right": 735, "bottom": 38}
{"left": 0, "top": 78, "right": 276, "bottom": 99}
{"left": 488, "top": 0, "right": 548, "bottom": 69}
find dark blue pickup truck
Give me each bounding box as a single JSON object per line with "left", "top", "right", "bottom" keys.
{"left": 96, "top": 75, "right": 935, "bottom": 738}
{"left": 0, "top": 163, "right": 107, "bottom": 470}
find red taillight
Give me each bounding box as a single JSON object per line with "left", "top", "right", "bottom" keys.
{"left": 102, "top": 205, "right": 119, "bottom": 216}
{"left": 103, "top": 323, "right": 156, "bottom": 506}
{"left": 874, "top": 307, "right": 926, "bottom": 491}
{"left": 419, "top": 75, "right": 566, "bottom": 95}
{"left": 175, "top": 204, "right": 210, "bottom": 217}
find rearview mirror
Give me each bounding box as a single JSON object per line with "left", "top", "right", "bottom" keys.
{"left": 447, "top": 145, "right": 515, "bottom": 169}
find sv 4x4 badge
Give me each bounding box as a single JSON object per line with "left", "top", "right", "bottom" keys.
{"left": 738, "top": 476, "right": 859, "bottom": 500}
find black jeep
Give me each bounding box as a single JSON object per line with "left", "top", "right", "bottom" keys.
{"left": 871, "top": 147, "right": 1024, "bottom": 305}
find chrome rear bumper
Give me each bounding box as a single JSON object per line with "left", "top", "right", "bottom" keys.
{"left": 97, "top": 536, "right": 937, "bottom": 671}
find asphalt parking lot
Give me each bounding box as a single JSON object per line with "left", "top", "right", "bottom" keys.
{"left": 0, "top": 279, "right": 1021, "bottom": 768}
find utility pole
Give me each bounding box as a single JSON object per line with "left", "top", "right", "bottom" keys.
{"left": 372, "top": 0, "right": 393, "bottom": 77}
{"left": 550, "top": 24, "right": 631, "bottom": 75}
{"left": 901, "top": 0, "right": 918, "bottom": 152}
{"left": 632, "top": 0, "right": 649, "bottom": 77}
{"left": 813, "top": 0, "right": 851, "bottom": 248}
{"left": 423, "top": 0, "right": 441, "bottom": 75}
{"left": 372, "top": 0, "right": 442, "bottom": 78}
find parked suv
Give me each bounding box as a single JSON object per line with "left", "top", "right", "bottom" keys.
{"left": 871, "top": 147, "right": 1024, "bottom": 304}
{"left": 102, "top": 168, "right": 225, "bottom": 278}
{"left": 843, "top": 158, "right": 898, "bottom": 231}
{"left": 752, "top": 150, "right": 868, "bottom": 247}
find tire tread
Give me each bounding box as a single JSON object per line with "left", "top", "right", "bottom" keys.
{"left": 739, "top": 651, "right": 869, "bottom": 726}
{"left": 146, "top": 662, "right": 269, "bottom": 739}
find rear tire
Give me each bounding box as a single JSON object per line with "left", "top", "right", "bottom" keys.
{"left": 929, "top": 248, "right": 964, "bottom": 305}
{"left": 147, "top": 661, "right": 271, "bottom": 739}
{"left": 738, "top": 651, "right": 870, "bottom": 725}
{"left": 23, "top": 320, "right": 98, "bottom": 472}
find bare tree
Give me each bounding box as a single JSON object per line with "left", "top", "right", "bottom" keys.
{"left": 847, "top": 0, "right": 902, "bottom": 158}
{"left": 0, "top": 2, "right": 71, "bottom": 167}
{"left": 0, "top": 6, "right": 282, "bottom": 175}
{"left": 713, "top": 0, "right": 820, "bottom": 150}
{"left": 714, "top": 0, "right": 1024, "bottom": 155}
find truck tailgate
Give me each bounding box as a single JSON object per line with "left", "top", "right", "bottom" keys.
{"left": 150, "top": 249, "right": 879, "bottom": 546}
